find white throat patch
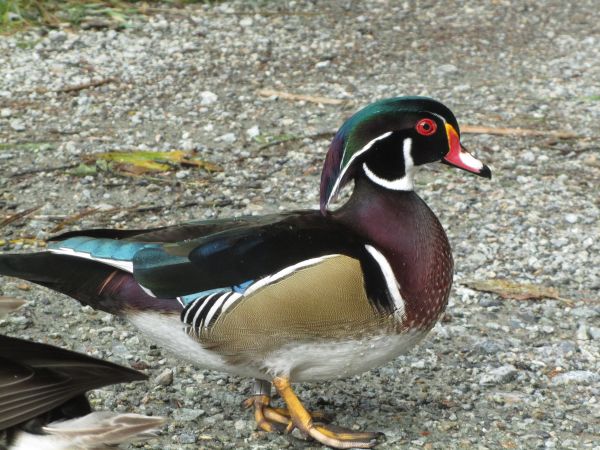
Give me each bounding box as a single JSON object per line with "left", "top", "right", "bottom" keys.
{"left": 362, "top": 137, "right": 414, "bottom": 191}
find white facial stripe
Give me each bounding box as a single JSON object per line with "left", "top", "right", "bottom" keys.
{"left": 326, "top": 131, "right": 393, "bottom": 208}
{"left": 430, "top": 112, "right": 446, "bottom": 124}
{"left": 364, "top": 245, "right": 405, "bottom": 318}
{"left": 458, "top": 150, "right": 484, "bottom": 170}
{"left": 48, "top": 247, "right": 134, "bottom": 273}
{"left": 362, "top": 137, "right": 414, "bottom": 191}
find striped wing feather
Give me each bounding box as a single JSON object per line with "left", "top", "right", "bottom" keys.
{"left": 0, "top": 335, "right": 146, "bottom": 430}
{"left": 42, "top": 412, "right": 166, "bottom": 445}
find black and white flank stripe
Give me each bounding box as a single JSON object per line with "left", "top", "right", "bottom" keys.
{"left": 180, "top": 291, "right": 242, "bottom": 334}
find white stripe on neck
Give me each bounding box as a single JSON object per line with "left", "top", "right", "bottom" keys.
{"left": 362, "top": 137, "right": 414, "bottom": 191}
{"left": 326, "top": 131, "right": 393, "bottom": 209}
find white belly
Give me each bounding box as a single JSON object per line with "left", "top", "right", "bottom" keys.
{"left": 128, "top": 311, "right": 428, "bottom": 382}
{"left": 264, "top": 330, "right": 428, "bottom": 382}
{"left": 128, "top": 312, "right": 265, "bottom": 379}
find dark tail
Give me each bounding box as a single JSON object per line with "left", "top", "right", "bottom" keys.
{"left": 0, "top": 252, "right": 126, "bottom": 313}
{"left": 0, "top": 252, "right": 180, "bottom": 314}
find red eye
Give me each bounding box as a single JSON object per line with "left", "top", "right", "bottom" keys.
{"left": 415, "top": 118, "right": 437, "bottom": 136}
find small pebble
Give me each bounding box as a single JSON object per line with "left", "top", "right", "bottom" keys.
{"left": 216, "top": 132, "right": 236, "bottom": 143}
{"left": 177, "top": 432, "right": 197, "bottom": 444}
{"left": 172, "top": 408, "right": 205, "bottom": 421}
{"left": 239, "top": 17, "right": 253, "bottom": 27}
{"left": 155, "top": 368, "right": 174, "bottom": 386}
{"left": 480, "top": 365, "right": 518, "bottom": 385}
{"left": 575, "top": 324, "right": 589, "bottom": 340}
{"left": 588, "top": 326, "right": 600, "bottom": 340}
{"left": 246, "top": 125, "right": 260, "bottom": 138}
{"left": 200, "top": 91, "right": 218, "bottom": 105}
{"left": 551, "top": 371, "right": 600, "bottom": 386}
{"left": 9, "top": 119, "right": 25, "bottom": 131}
{"left": 564, "top": 213, "right": 578, "bottom": 223}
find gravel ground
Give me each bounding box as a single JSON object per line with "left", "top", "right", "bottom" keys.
{"left": 1, "top": 1, "right": 599, "bottom": 449}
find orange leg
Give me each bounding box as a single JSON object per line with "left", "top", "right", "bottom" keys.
{"left": 243, "top": 394, "right": 290, "bottom": 432}
{"left": 272, "top": 376, "right": 383, "bottom": 449}
{"left": 243, "top": 379, "right": 330, "bottom": 433}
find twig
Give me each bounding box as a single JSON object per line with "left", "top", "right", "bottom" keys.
{"left": 49, "top": 201, "right": 208, "bottom": 233}
{"left": 0, "top": 206, "right": 41, "bottom": 229}
{"left": 50, "top": 207, "right": 100, "bottom": 233}
{"left": 461, "top": 279, "right": 577, "bottom": 305}
{"left": 140, "top": 6, "right": 193, "bottom": 17}
{"left": 257, "top": 89, "right": 345, "bottom": 105}
{"left": 462, "top": 125, "right": 578, "bottom": 139}
{"left": 10, "top": 163, "right": 79, "bottom": 178}
{"left": 55, "top": 77, "right": 116, "bottom": 94}
{"left": 146, "top": 8, "right": 322, "bottom": 18}
{"left": 48, "top": 129, "right": 79, "bottom": 135}
{"left": 131, "top": 201, "right": 206, "bottom": 212}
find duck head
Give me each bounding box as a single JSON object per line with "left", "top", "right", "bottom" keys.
{"left": 319, "top": 96, "right": 491, "bottom": 214}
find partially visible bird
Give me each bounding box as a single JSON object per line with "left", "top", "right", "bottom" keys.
{"left": 0, "top": 96, "right": 491, "bottom": 448}
{"left": 0, "top": 298, "right": 165, "bottom": 450}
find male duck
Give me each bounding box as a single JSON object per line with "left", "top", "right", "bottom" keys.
{"left": 0, "top": 96, "right": 490, "bottom": 448}
{"left": 0, "top": 298, "right": 165, "bottom": 450}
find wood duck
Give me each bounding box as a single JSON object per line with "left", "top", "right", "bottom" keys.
{"left": 0, "top": 298, "right": 165, "bottom": 450}
{"left": 0, "top": 96, "right": 490, "bottom": 448}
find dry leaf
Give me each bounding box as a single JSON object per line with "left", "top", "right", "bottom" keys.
{"left": 546, "top": 367, "right": 564, "bottom": 379}
{"left": 50, "top": 207, "right": 100, "bottom": 233}
{"left": 0, "top": 206, "right": 41, "bottom": 229}
{"left": 0, "top": 238, "right": 46, "bottom": 247}
{"left": 84, "top": 150, "right": 221, "bottom": 175}
{"left": 463, "top": 279, "right": 562, "bottom": 301}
